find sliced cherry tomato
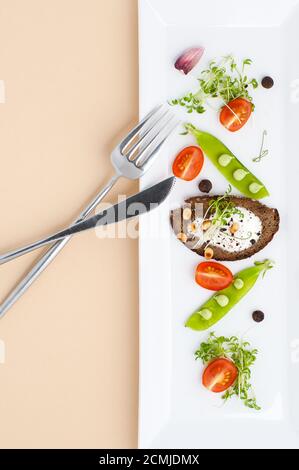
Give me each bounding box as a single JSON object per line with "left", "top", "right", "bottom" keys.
{"left": 219, "top": 97, "right": 252, "bottom": 132}
{"left": 202, "top": 358, "right": 238, "bottom": 393}
{"left": 195, "top": 261, "right": 233, "bottom": 291}
{"left": 172, "top": 146, "right": 204, "bottom": 181}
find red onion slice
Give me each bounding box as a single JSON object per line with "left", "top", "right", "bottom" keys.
{"left": 174, "top": 47, "right": 205, "bottom": 75}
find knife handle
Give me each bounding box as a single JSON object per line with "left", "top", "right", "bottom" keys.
{"left": 0, "top": 230, "right": 72, "bottom": 265}
{"left": 0, "top": 174, "right": 120, "bottom": 319}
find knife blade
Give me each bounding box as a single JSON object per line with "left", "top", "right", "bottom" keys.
{"left": 0, "top": 176, "right": 175, "bottom": 265}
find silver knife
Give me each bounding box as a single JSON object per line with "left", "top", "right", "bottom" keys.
{"left": 0, "top": 176, "right": 175, "bottom": 266}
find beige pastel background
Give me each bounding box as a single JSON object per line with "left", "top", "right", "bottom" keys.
{"left": 0, "top": 0, "right": 139, "bottom": 448}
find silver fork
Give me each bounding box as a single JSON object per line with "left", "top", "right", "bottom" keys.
{"left": 0, "top": 105, "right": 178, "bottom": 319}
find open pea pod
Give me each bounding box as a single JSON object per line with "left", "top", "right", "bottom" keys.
{"left": 185, "top": 124, "right": 269, "bottom": 199}
{"left": 186, "top": 260, "right": 274, "bottom": 331}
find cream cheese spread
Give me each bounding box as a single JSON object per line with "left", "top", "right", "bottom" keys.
{"left": 188, "top": 207, "right": 262, "bottom": 253}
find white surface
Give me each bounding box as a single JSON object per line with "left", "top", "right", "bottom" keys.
{"left": 0, "top": 80, "right": 5, "bottom": 103}
{"left": 138, "top": 0, "right": 299, "bottom": 449}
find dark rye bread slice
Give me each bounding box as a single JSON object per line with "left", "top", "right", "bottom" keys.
{"left": 170, "top": 195, "right": 280, "bottom": 261}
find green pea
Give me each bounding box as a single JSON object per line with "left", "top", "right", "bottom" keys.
{"left": 185, "top": 260, "right": 274, "bottom": 331}
{"left": 185, "top": 124, "right": 270, "bottom": 199}
{"left": 215, "top": 295, "right": 229, "bottom": 307}
{"left": 249, "top": 182, "right": 263, "bottom": 194}
{"left": 233, "top": 278, "right": 244, "bottom": 290}
{"left": 198, "top": 309, "right": 212, "bottom": 320}
{"left": 233, "top": 169, "right": 248, "bottom": 181}
{"left": 218, "top": 154, "right": 233, "bottom": 167}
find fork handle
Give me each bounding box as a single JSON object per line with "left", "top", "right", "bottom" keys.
{"left": 0, "top": 174, "right": 120, "bottom": 319}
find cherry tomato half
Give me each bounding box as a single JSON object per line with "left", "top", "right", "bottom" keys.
{"left": 195, "top": 261, "right": 233, "bottom": 291}
{"left": 202, "top": 358, "right": 238, "bottom": 393}
{"left": 219, "top": 97, "right": 252, "bottom": 132}
{"left": 172, "top": 146, "right": 204, "bottom": 181}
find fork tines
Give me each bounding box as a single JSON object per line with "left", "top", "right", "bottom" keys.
{"left": 121, "top": 104, "right": 178, "bottom": 169}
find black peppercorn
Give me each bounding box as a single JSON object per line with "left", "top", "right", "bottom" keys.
{"left": 252, "top": 310, "right": 265, "bottom": 322}
{"left": 198, "top": 179, "right": 212, "bottom": 193}
{"left": 261, "top": 76, "right": 274, "bottom": 89}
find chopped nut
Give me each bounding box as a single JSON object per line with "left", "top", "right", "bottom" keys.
{"left": 230, "top": 222, "right": 239, "bottom": 234}
{"left": 202, "top": 219, "right": 212, "bottom": 231}
{"left": 177, "top": 232, "right": 187, "bottom": 243}
{"left": 188, "top": 222, "right": 197, "bottom": 233}
{"left": 182, "top": 207, "right": 192, "bottom": 220}
{"left": 204, "top": 247, "right": 214, "bottom": 259}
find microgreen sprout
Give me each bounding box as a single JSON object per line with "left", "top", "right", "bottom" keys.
{"left": 190, "top": 186, "right": 248, "bottom": 250}
{"left": 195, "top": 332, "right": 260, "bottom": 410}
{"left": 252, "top": 130, "right": 269, "bottom": 162}
{"left": 204, "top": 185, "right": 244, "bottom": 226}
{"left": 171, "top": 55, "right": 258, "bottom": 114}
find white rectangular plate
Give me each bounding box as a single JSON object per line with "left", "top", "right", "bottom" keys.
{"left": 138, "top": 0, "right": 299, "bottom": 449}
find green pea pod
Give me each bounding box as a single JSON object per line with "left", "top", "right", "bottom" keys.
{"left": 185, "top": 124, "right": 270, "bottom": 199}
{"left": 186, "top": 260, "right": 274, "bottom": 331}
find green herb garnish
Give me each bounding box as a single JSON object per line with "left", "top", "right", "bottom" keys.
{"left": 252, "top": 130, "right": 269, "bottom": 163}
{"left": 205, "top": 185, "right": 243, "bottom": 226}
{"left": 190, "top": 185, "right": 247, "bottom": 251}
{"left": 195, "top": 332, "right": 260, "bottom": 410}
{"left": 171, "top": 55, "right": 258, "bottom": 114}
